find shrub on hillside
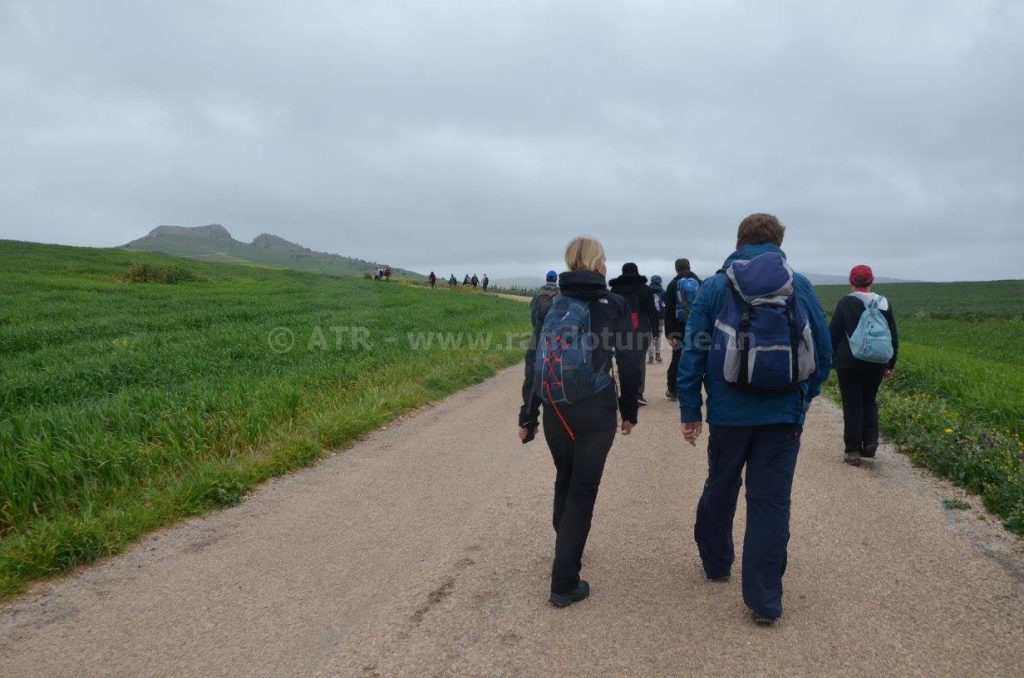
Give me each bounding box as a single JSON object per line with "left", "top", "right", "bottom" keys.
{"left": 121, "top": 263, "right": 200, "bottom": 284}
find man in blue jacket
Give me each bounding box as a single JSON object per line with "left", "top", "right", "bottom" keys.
{"left": 677, "top": 213, "right": 832, "bottom": 625}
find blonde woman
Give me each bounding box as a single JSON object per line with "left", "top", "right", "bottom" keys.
{"left": 519, "top": 236, "right": 642, "bottom": 607}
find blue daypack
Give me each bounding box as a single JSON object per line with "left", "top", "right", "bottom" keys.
{"left": 534, "top": 295, "right": 613, "bottom": 404}
{"left": 708, "top": 253, "right": 816, "bottom": 393}
{"left": 675, "top": 277, "right": 701, "bottom": 322}
{"left": 848, "top": 295, "right": 894, "bottom": 364}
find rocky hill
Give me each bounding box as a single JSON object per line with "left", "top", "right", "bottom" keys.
{"left": 123, "top": 225, "right": 420, "bottom": 278}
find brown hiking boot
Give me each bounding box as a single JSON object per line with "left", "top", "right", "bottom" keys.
{"left": 844, "top": 451, "right": 862, "bottom": 466}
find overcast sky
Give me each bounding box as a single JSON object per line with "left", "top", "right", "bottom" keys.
{"left": 2, "top": 0, "right": 1022, "bottom": 281}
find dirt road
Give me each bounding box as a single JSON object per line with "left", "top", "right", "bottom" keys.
{"left": 2, "top": 362, "right": 1022, "bottom": 676}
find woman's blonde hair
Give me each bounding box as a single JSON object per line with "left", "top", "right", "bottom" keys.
{"left": 564, "top": 236, "right": 606, "bottom": 272}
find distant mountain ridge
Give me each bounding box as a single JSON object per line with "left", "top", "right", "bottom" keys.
{"left": 123, "top": 225, "right": 420, "bottom": 278}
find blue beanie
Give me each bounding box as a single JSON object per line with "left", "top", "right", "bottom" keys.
{"left": 546, "top": 270, "right": 558, "bottom": 282}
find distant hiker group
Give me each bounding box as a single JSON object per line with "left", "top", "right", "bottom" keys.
{"left": 516, "top": 213, "right": 899, "bottom": 626}
{"left": 378, "top": 267, "right": 493, "bottom": 292}
{"left": 429, "top": 272, "right": 490, "bottom": 290}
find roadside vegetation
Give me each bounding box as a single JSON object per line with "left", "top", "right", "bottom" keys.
{"left": 817, "top": 281, "right": 1024, "bottom": 534}
{"left": 0, "top": 240, "right": 529, "bottom": 597}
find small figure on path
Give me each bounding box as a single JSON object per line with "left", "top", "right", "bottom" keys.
{"left": 664, "top": 258, "right": 702, "bottom": 400}
{"left": 428, "top": 271, "right": 437, "bottom": 288}
{"left": 830, "top": 264, "right": 899, "bottom": 467}
{"left": 609, "top": 262, "right": 659, "bottom": 406}
{"left": 677, "top": 213, "right": 832, "bottom": 626}
{"left": 647, "top": 274, "right": 666, "bottom": 365}
{"left": 482, "top": 274, "right": 489, "bottom": 291}
{"left": 529, "top": 270, "right": 560, "bottom": 330}
{"left": 519, "top": 237, "right": 641, "bottom": 608}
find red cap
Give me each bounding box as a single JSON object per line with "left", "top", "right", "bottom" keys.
{"left": 849, "top": 264, "right": 874, "bottom": 287}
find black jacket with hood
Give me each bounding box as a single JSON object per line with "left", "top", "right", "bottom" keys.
{"left": 608, "top": 264, "right": 660, "bottom": 338}
{"left": 519, "top": 270, "right": 642, "bottom": 429}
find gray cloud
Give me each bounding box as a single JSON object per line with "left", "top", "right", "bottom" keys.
{"left": 2, "top": 0, "right": 1022, "bottom": 281}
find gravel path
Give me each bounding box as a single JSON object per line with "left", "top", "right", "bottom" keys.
{"left": 2, "top": 363, "right": 1022, "bottom": 676}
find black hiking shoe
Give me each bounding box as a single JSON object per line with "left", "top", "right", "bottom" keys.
{"left": 862, "top": 444, "right": 878, "bottom": 458}
{"left": 751, "top": 611, "right": 778, "bottom": 626}
{"left": 844, "top": 451, "right": 862, "bottom": 466}
{"left": 706, "top": 574, "right": 730, "bottom": 582}
{"left": 637, "top": 396, "right": 648, "bottom": 407}
{"left": 549, "top": 580, "right": 590, "bottom": 608}
{"left": 665, "top": 390, "right": 677, "bottom": 401}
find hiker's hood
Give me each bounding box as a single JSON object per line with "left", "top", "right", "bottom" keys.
{"left": 721, "top": 243, "right": 794, "bottom": 301}
{"left": 608, "top": 272, "right": 649, "bottom": 293}
{"left": 540, "top": 281, "right": 558, "bottom": 292}
{"left": 559, "top": 270, "right": 609, "bottom": 301}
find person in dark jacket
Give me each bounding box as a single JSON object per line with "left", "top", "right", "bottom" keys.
{"left": 647, "top": 274, "right": 667, "bottom": 364}
{"left": 830, "top": 264, "right": 899, "bottom": 467}
{"left": 519, "top": 237, "right": 641, "bottom": 608}
{"left": 609, "top": 262, "right": 659, "bottom": 405}
{"left": 529, "top": 270, "right": 560, "bottom": 330}
{"left": 678, "top": 213, "right": 832, "bottom": 625}
{"left": 663, "top": 258, "right": 702, "bottom": 400}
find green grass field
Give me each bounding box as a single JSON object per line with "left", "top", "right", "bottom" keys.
{"left": 817, "top": 281, "right": 1024, "bottom": 532}
{"left": 0, "top": 240, "right": 528, "bottom": 597}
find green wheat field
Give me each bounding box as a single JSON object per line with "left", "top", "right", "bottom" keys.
{"left": 0, "top": 240, "right": 528, "bottom": 597}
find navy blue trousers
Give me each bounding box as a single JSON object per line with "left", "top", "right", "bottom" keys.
{"left": 694, "top": 423, "right": 802, "bottom": 619}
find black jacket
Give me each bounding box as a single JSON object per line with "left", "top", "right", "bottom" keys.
{"left": 519, "top": 270, "right": 642, "bottom": 428}
{"left": 663, "top": 271, "right": 703, "bottom": 340}
{"left": 608, "top": 272, "right": 659, "bottom": 338}
{"left": 830, "top": 292, "right": 899, "bottom": 370}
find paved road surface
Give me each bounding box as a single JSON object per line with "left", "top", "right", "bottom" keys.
{"left": 2, "top": 362, "right": 1022, "bottom": 676}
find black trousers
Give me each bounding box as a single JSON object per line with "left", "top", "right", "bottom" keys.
{"left": 667, "top": 346, "right": 682, "bottom": 394}
{"left": 836, "top": 367, "right": 885, "bottom": 453}
{"left": 542, "top": 387, "right": 618, "bottom": 594}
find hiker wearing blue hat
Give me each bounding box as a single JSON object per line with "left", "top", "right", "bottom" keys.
{"left": 529, "top": 271, "right": 560, "bottom": 330}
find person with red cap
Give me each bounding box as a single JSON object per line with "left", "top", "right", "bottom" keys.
{"left": 829, "top": 264, "right": 900, "bottom": 466}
